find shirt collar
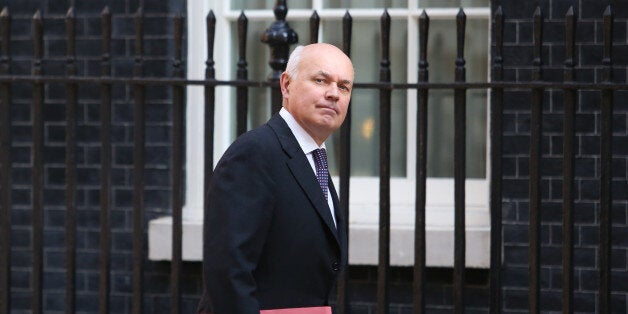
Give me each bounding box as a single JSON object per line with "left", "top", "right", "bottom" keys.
{"left": 279, "top": 107, "right": 326, "bottom": 154}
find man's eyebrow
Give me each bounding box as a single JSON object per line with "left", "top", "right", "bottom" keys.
{"left": 315, "top": 70, "right": 331, "bottom": 78}
{"left": 315, "top": 71, "right": 353, "bottom": 85}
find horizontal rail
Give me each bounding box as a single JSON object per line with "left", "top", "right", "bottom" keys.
{"left": 1, "top": 75, "right": 627, "bottom": 89}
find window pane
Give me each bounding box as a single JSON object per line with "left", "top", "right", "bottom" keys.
{"left": 425, "top": 19, "right": 487, "bottom": 178}
{"left": 324, "top": 0, "right": 408, "bottom": 9}
{"left": 323, "top": 19, "right": 408, "bottom": 177}
{"left": 231, "top": 0, "right": 311, "bottom": 10}
{"left": 419, "top": 0, "right": 488, "bottom": 8}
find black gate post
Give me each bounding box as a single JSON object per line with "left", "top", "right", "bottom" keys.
{"left": 261, "top": 0, "right": 298, "bottom": 114}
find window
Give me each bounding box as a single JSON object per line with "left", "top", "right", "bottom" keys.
{"left": 149, "top": 0, "right": 491, "bottom": 268}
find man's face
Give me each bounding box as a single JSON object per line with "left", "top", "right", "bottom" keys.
{"left": 281, "top": 44, "right": 354, "bottom": 145}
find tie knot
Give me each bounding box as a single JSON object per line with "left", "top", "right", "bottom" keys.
{"left": 312, "top": 148, "right": 328, "bottom": 167}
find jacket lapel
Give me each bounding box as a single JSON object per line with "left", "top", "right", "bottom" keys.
{"left": 267, "top": 114, "right": 341, "bottom": 247}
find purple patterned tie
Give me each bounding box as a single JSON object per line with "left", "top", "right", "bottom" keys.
{"left": 312, "top": 148, "right": 329, "bottom": 201}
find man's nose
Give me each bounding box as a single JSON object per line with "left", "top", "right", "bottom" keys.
{"left": 325, "top": 84, "right": 340, "bottom": 101}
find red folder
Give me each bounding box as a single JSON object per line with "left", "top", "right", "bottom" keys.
{"left": 260, "top": 306, "right": 332, "bottom": 314}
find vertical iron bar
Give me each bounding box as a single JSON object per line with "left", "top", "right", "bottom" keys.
{"left": 64, "top": 7, "right": 77, "bottom": 314}
{"left": 335, "top": 10, "right": 352, "bottom": 314}
{"left": 261, "top": 0, "right": 298, "bottom": 114}
{"left": 489, "top": 6, "right": 503, "bottom": 314}
{"left": 31, "top": 10, "right": 44, "bottom": 314}
{"left": 202, "top": 10, "right": 217, "bottom": 304}
{"left": 342, "top": 11, "right": 352, "bottom": 64}
{"left": 99, "top": 6, "right": 112, "bottom": 314}
{"left": 132, "top": 7, "right": 145, "bottom": 314}
{"left": 236, "top": 12, "right": 248, "bottom": 136}
{"left": 309, "top": 11, "right": 319, "bottom": 44}
{"left": 0, "top": 7, "right": 10, "bottom": 314}
{"left": 170, "top": 13, "right": 184, "bottom": 314}
{"left": 413, "top": 9, "right": 429, "bottom": 314}
{"left": 529, "top": 7, "right": 543, "bottom": 314}
{"left": 561, "top": 7, "right": 576, "bottom": 314}
{"left": 599, "top": 6, "right": 613, "bottom": 314}
{"left": 377, "top": 9, "right": 391, "bottom": 314}
{"left": 453, "top": 9, "right": 467, "bottom": 314}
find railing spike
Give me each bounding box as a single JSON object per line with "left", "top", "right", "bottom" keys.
{"left": 134, "top": 6, "right": 143, "bottom": 59}
{"left": 419, "top": 9, "right": 429, "bottom": 67}
{"left": 309, "top": 10, "right": 319, "bottom": 44}
{"left": 380, "top": 9, "right": 391, "bottom": 69}
{"left": 33, "top": 9, "right": 41, "bottom": 20}
{"left": 495, "top": 5, "right": 502, "bottom": 17}
{"left": 382, "top": 8, "right": 390, "bottom": 19}
{"left": 1, "top": 6, "right": 10, "bottom": 56}
{"left": 32, "top": 10, "right": 43, "bottom": 61}
{"left": 602, "top": 5, "right": 613, "bottom": 64}
{"left": 493, "top": 6, "right": 503, "bottom": 64}
{"left": 532, "top": 6, "right": 543, "bottom": 70}
{"left": 237, "top": 11, "right": 248, "bottom": 70}
{"left": 342, "top": 10, "right": 352, "bottom": 57}
{"left": 343, "top": 9, "right": 351, "bottom": 19}
{"left": 101, "top": 5, "right": 111, "bottom": 68}
{"left": 420, "top": 8, "right": 428, "bottom": 19}
{"left": 66, "top": 7, "right": 76, "bottom": 58}
{"left": 603, "top": 4, "right": 612, "bottom": 17}
{"left": 456, "top": 7, "right": 466, "bottom": 67}
{"left": 564, "top": 6, "right": 575, "bottom": 68}
{"left": 236, "top": 10, "right": 248, "bottom": 136}
{"left": 206, "top": 10, "right": 216, "bottom": 72}
{"left": 566, "top": 5, "right": 574, "bottom": 16}
{"left": 173, "top": 13, "right": 183, "bottom": 66}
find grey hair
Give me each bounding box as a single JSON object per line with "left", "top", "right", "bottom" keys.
{"left": 284, "top": 45, "right": 305, "bottom": 81}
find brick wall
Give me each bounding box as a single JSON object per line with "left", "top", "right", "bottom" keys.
{"left": 333, "top": 266, "right": 489, "bottom": 313}
{"left": 494, "top": 0, "right": 628, "bottom": 312}
{"left": 2, "top": 0, "right": 203, "bottom": 312}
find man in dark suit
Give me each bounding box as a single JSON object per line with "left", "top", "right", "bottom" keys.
{"left": 197, "top": 43, "right": 354, "bottom": 313}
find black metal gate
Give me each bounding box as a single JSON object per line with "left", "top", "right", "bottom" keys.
{"left": 0, "top": 1, "right": 625, "bottom": 313}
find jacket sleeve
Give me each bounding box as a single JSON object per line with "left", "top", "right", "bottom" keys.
{"left": 200, "top": 136, "right": 276, "bottom": 314}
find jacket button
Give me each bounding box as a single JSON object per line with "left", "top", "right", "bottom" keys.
{"left": 332, "top": 261, "right": 340, "bottom": 271}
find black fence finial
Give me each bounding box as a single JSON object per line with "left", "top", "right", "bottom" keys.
{"left": 261, "top": 0, "right": 298, "bottom": 113}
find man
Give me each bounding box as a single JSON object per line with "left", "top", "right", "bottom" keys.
{"left": 197, "top": 43, "right": 354, "bottom": 313}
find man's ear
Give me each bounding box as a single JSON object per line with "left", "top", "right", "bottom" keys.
{"left": 280, "top": 72, "right": 290, "bottom": 97}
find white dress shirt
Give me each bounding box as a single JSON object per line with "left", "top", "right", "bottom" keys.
{"left": 279, "top": 107, "right": 337, "bottom": 227}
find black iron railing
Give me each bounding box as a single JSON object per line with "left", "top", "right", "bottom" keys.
{"left": 0, "top": 2, "right": 625, "bottom": 314}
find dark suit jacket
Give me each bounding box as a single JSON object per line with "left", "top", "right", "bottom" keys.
{"left": 197, "top": 113, "right": 348, "bottom": 314}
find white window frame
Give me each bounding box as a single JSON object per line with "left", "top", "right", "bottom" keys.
{"left": 149, "top": 0, "right": 492, "bottom": 268}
